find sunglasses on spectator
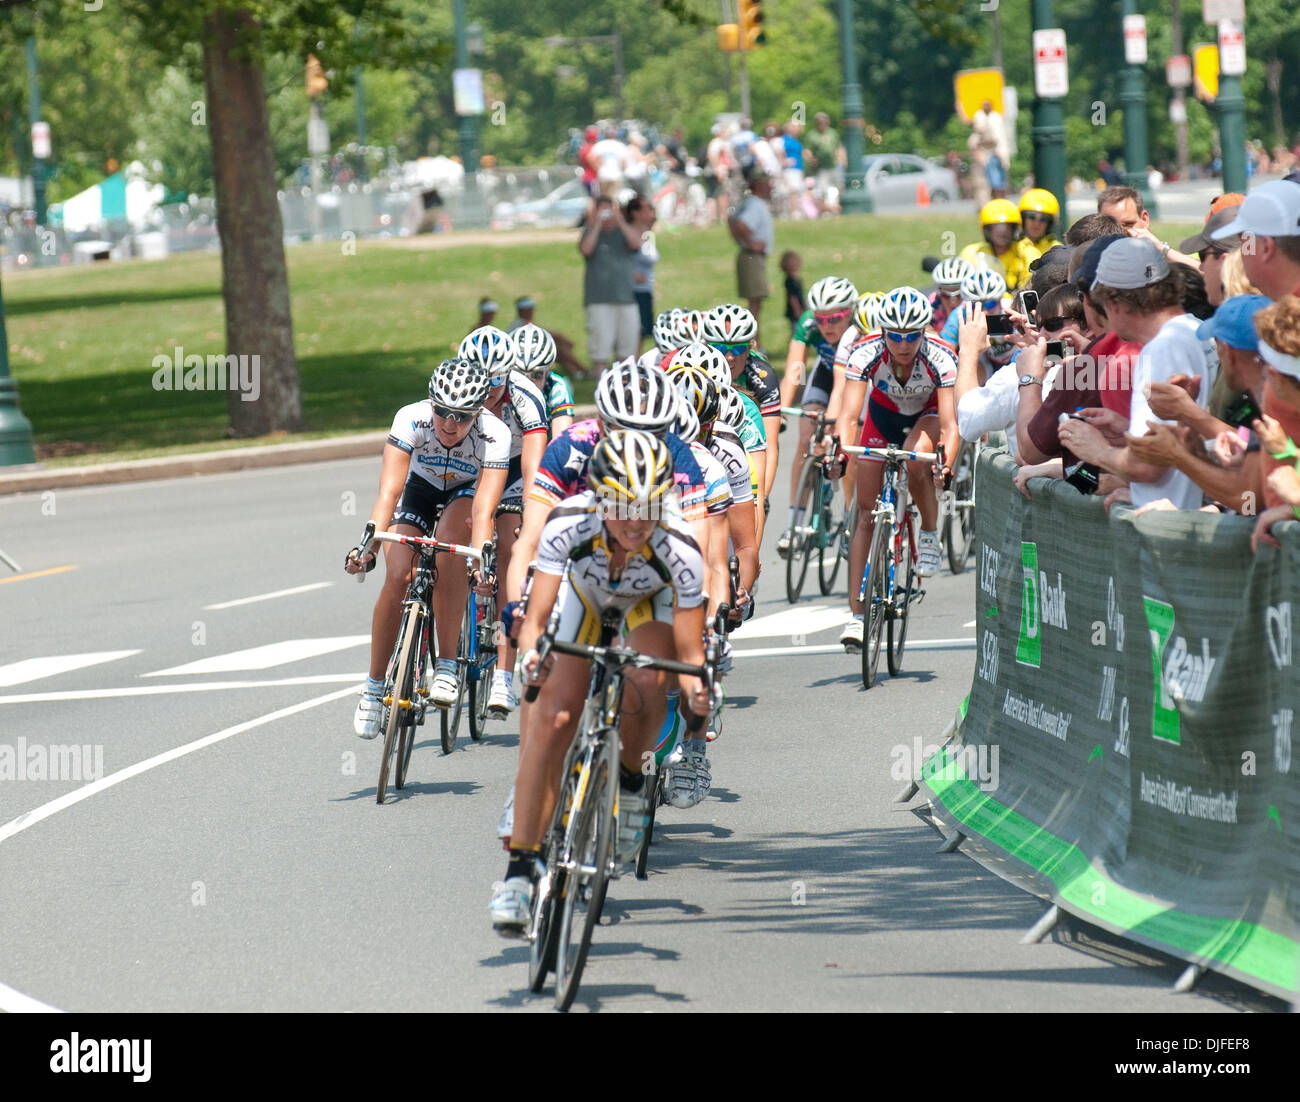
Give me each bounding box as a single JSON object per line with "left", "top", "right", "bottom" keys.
{"left": 1038, "top": 316, "right": 1077, "bottom": 333}
{"left": 1198, "top": 248, "right": 1226, "bottom": 263}
{"left": 885, "top": 330, "right": 922, "bottom": 343}
{"left": 709, "top": 341, "right": 750, "bottom": 356}
{"left": 433, "top": 404, "right": 477, "bottom": 423}
{"left": 1023, "top": 212, "right": 1050, "bottom": 222}
{"left": 814, "top": 309, "right": 852, "bottom": 324}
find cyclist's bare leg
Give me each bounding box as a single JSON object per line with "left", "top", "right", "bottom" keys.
{"left": 368, "top": 523, "right": 421, "bottom": 681}
{"left": 511, "top": 652, "right": 589, "bottom": 850}
{"left": 494, "top": 512, "right": 521, "bottom": 673}
{"left": 848, "top": 459, "right": 884, "bottom": 617}
{"left": 790, "top": 404, "right": 824, "bottom": 502}
{"left": 905, "top": 416, "right": 940, "bottom": 531}
{"left": 432, "top": 497, "right": 473, "bottom": 660}
{"left": 620, "top": 620, "right": 674, "bottom": 771}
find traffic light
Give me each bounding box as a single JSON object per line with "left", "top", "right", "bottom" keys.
{"left": 717, "top": 23, "right": 739, "bottom": 52}
{"left": 305, "top": 54, "right": 329, "bottom": 98}
{"left": 738, "top": 0, "right": 765, "bottom": 50}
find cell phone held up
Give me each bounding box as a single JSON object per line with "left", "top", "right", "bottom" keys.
{"left": 985, "top": 313, "right": 1015, "bottom": 337}
{"left": 1223, "top": 390, "right": 1262, "bottom": 429}
{"left": 1058, "top": 411, "right": 1100, "bottom": 495}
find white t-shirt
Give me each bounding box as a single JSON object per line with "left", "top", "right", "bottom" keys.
{"left": 590, "top": 139, "right": 627, "bottom": 183}
{"left": 1127, "top": 313, "right": 1219, "bottom": 510}
{"left": 957, "top": 362, "right": 1022, "bottom": 460}
{"left": 734, "top": 194, "right": 773, "bottom": 256}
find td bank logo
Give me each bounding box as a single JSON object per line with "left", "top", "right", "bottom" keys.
{"left": 1143, "top": 596, "right": 1218, "bottom": 745}
{"left": 1015, "top": 542, "right": 1067, "bottom": 668}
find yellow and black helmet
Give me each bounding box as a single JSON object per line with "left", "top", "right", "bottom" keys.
{"left": 588, "top": 429, "right": 674, "bottom": 507}
{"left": 665, "top": 363, "right": 721, "bottom": 427}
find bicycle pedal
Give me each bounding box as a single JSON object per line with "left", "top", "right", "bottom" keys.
{"left": 910, "top": 587, "right": 926, "bottom": 604}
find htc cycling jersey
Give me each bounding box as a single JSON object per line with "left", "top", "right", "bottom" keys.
{"left": 387, "top": 401, "right": 511, "bottom": 489}
{"left": 706, "top": 423, "right": 753, "bottom": 505}
{"left": 530, "top": 418, "right": 707, "bottom": 521}
{"left": 691, "top": 442, "right": 733, "bottom": 516}
{"left": 843, "top": 334, "right": 957, "bottom": 416}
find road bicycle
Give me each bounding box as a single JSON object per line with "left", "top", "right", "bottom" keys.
{"left": 780, "top": 407, "right": 849, "bottom": 602}
{"left": 942, "top": 437, "right": 978, "bottom": 574}
{"left": 354, "top": 522, "right": 488, "bottom": 803}
{"left": 522, "top": 611, "right": 719, "bottom": 1011}
{"left": 840, "top": 443, "right": 939, "bottom": 689}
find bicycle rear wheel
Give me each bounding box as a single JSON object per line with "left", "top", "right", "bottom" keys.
{"left": 528, "top": 851, "right": 562, "bottom": 994}
{"left": 440, "top": 602, "right": 469, "bottom": 754}
{"left": 945, "top": 443, "right": 975, "bottom": 574}
{"left": 861, "top": 526, "right": 889, "bottom": 690}
{"left": 395, "top": 619, "right": 428, "bottom": 789}
{"left": 818, "top": 479, "right": 847, "bottom": 595}
{"left": 785, "top": 460, "right": 818, "bottom": 604}
{"left": 378, "top": 608, "right": 421, "bottom": 804}
{"left": 554, "top": 736, "right": 616, "bottom": 1012}
{"left": 887, "top": 518, "right": 915, "bottom": 676}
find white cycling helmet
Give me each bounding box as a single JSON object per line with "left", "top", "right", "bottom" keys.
{"left": 594, "top": 360, "right": 680, "bottom": 432}
{"left": 429, "top": 357, "right": 492, "bottom": 412}
{"left": 653, "top": 310, "right": 682, "bottom": 352}
{"left": 511, "top": 323, "right": 556, "bottom": 380}
{"left": 701, "top": 303, "right": 758, "bottom": 345}
{"left": 932, "top": 256, "right": 975, "bottom": 291}
{"left": 877, "top": 287, "right": 934, "bottom": 332}
{"left": 853, "top": 291, "right": 885, "bottom": 335}
{"left": 716, "top": 385, "right": 749, "bottom": 434}
{"left": 671, "top": 395, "right": 700, "bottom": 445}
{"left": 637, "top": 347, "right": 666, "bottom": 372}
{"left": 458, "top": 325, "right": 517, "bottom": 376}
{"left": 672, "top": 341, "right": 732, "bottom": 392}
{"left": 960, "top": 268, "right": 1008, "bottom": 304}
{"left": 672, "top": 309, "right": 706, "bottom": 347}
{"left": 806, "top": 276, "right": 859, "bottom": 312}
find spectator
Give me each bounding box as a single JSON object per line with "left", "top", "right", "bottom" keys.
{"left": 968, "top": 99, "right": 1009, "bottom": 202}
{"left": 1065, "top": 212, "right": 1124, "bottom": 246}
{"left": 704, "top": 123, "right": 734, "bottom": 225}
{"left": 1028, "top": 245, "right": 1073, "bottom": 298}
{"left": 505, "top": 296, "right": 535, "bottom": 333}
{"left": 477, "top": 297, "right": 499, "bottom": 328}
{"left": 1222, "top": 249, "right": 1264, "bottom": 299}
{"left": 1210, "top": 179, "right": 1300, "bottom": 302}
{"left": 1098, "top": 185, "right": 1201, "bottom": 270}
{"left": 728, "top": 165, "right": 775, "bottom": 326}
{"left": 782, "top": 121, "right": 806, "bottom": 218}
{"left": 781, "top": 250, "right": 805, "bottom": 337}
{"left": 805, "top": 112, "right": 844, "bottom": 201}
{"left": 578, "top": 194, "right": 641, "bottom": 377}
{"left": 1250, "top": 296, "right": 1300, "bottom": 549}
{"left": 1058, "top": 237, "right": 1219, "bottom": 511}
{"left": 578, "top": 125, "right": 599, "bottom": 197}
{"left": 1179, "top": 205, "right": 1244, "bottom": 307}
{"left": 624, "top": 194, "right": 659, "bottom": 355}
{"left": 590, "top": 125, "right": 629, "bottom": 199}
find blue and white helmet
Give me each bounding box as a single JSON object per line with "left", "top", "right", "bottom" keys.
{"left": 877, "top": 286, "right": 934, "bottom": 332}
{"left": 512, "top": 323, "right": 556, "bottom": 380}
{"left": 457, "top": 325, "right": 517, "bottom": 376}
{"left": 960, "top": 268, "right": 1008, "bottom": 305}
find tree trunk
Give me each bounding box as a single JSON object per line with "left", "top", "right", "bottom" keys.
{"left": 202, "top": 7, "right": 303, "bottom": 437}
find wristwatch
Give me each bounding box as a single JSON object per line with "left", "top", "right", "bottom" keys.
{"left": 1018, "top": 374, "right": 1043, "bottom": 388}
{"left": 1159, "top": 240, "right": 1172, "bottom": 257}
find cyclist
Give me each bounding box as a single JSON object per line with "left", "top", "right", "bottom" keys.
{"left": 701, "top": 303, "right": 781, "bottom": 508}
{"left": 828, "top": 287, "right": 959, "bottom": 648}
{"left": 821, "top": 289, "right": 888, "bottom": 509}
{"left": 940, "top": 268, "right": 1018, "bottom": 383}
{"left": 1016, "top": 188, "right": 1063, "bottom": 265}
{"left": 490, "top": 431, "right": 710, "bottom": 934}
{"left": 513, "top": 322, "right": 576, "bottom": 439}
{"left": 778, "top": 275, "right": 859, "bottom": 555}
{"left": 459, "top": 326, "right": 550, "bottom": 715}
{"left": 345, "top": 358, "right": 508, "bottom": 736}
{"left": 926, "top": 257, "right": 974, "bottom": 333}
{"left": 960, "top": 199, "right": 1030, "bottom": 291}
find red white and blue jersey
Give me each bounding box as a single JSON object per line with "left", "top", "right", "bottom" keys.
{"left": 530, "top": 418, "right": 707, "bottom": 521}
{"left": 844, "top": 334, "right": 957, "bottom": 416}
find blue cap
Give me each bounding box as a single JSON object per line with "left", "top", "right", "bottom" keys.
{"left": 1196, "top": 294, "right": 1272, "bottom": 351}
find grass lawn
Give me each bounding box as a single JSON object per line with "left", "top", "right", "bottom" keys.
{"left": 5, "top": 212, "right": 1200, "bottom": 466}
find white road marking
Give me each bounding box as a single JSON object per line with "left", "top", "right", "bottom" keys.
{"left": 143, "top": 635, "right": 369, "bottom": 677}
{"left": 0, "top": 673, "right": 367, "bottom": 705}
{"left": 0, "top": 979, "right": 61, "bottom": 1013}
{"left": 203, "top": 582, "right": 333, "bottom": 610}
{"left": 729, "top": 604, "right": 846, "bottom": 640}
{"left": 0, "top": 684, "right": 359, "bottom": 1015}
{"left": 733, "top": 638, "right": 976, "bottom": 659}
{"left": 0, "top": 651, "right": 141, "bottom": 688}
{"left": 964, "top": 620, "right": 976, "bottom": 628}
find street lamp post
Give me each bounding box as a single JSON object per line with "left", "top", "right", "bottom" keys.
{"left": 1118, "top": 0, "right": 1157, "bottom": 214}
{"left": 0, "top": 271, "right": 37, "bottom": 467}
{"left": 453, "top": 0, "right": 483, "bottom": 229}
{"left": 836, "top": 0, "right": 872, "bottom": 213}
{"left": 25, "top": 35, "right": 46, "bottom": 228}
{"left": 1030, "top": 0, "right": 1067, "bottom": 214}
{"left": 544, "top": 35, "right": 625, "bottom": 122}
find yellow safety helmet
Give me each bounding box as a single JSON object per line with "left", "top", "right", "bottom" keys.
{"left": 979, "top": 199, "right": 1021, "bottom": 226}
{"left": 1018, "top": 188, "right": 1060, "bottom": 220}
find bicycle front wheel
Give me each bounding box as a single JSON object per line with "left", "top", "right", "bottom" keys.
{"left": 554, "top": 736, "right": 616, "bottom": 1012}
{"left": 396, "top": 617, "right": 429, "bottom": 789}
{"left": 946, "top": 445, "right": 976, "bottom": 574}
{"left": 378, "top": 608, "right": 422, "bottom": 804}
{"left": 634, "top": 767, "right": 664, "bottom": 881}
{"left": 469, "top": 595, "right": 497, "bottom": 742}
{"left": 887, "top": 518, "right": 915, "bottom": 676}
{"left": 440, "top": 602, "right": 470, "bottom": 754}
{"left": 785, "top": 459, "right": 818, "bottom": 604}
{"left": 861, "top": 525, "right": 889, "bottom": 690}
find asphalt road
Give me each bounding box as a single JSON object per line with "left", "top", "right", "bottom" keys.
{"left": 0, "top": 442, "right": 1280, "bottom": 1013}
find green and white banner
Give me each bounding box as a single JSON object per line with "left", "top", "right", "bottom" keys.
{"left": 923, "top": 451, "right": 1299, "bottom": 1002}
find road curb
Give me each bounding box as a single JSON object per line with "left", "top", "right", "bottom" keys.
{"left": 0, "top": 405, "right": 599, "bottom": 496}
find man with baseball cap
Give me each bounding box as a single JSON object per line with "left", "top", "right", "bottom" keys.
{"left": 1180, "top": 204, "right": 1244, "bottom": 307}
{"left": 1057, "top": 237, "right": 1218, "bottom": 511}
{"left": 1211, "top": 179, "right": 1300, "bottom": 301}
{"left": 506, "top": 296, "right": 535, "bottom": 333}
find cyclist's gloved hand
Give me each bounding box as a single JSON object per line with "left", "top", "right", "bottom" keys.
{"left": 500, "top": 600, "right": 522, "bottom": 642}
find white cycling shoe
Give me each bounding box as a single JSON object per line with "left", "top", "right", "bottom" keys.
{"left": 354, "top": 692, "right": 384, "bottom": 740}
{"left": 430, "top": 659, "right": 460, "bottom": 707}
{"left": 665, "top": 745, "right": 711, "bottom": 809}
{"left": 916, "top": 530, "right": 942, "bottom": 577}
{"left": 840, "top": 614, "right": 865, "bottom": 652}
{"left": 487, "top": 669, "right": 516, "bottom": 716}
{"left": 489, "top": 876, "right": 532, "bottom": 937}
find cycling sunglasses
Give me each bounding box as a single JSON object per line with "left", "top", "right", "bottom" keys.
{"left": 814, "top": 309, "right": 852, "bottom": 324}
{"left": 488, "top": 374, "right": 509, "bottom": 388}
{"left": 885, "top": 330, "right": 922, "bottom": 343}
{"left": 432, "top": 404, "right": 477, "bottom": 423}
{"left": 709, "top": 341, "right": 750, "bottom": 356}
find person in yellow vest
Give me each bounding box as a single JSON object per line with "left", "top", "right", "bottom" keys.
{"left": 959, "top": 199, "right": 1030, "bottom": 291}
{"left": 1016, "top": 188, "right": 1063, "bottom": 266}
